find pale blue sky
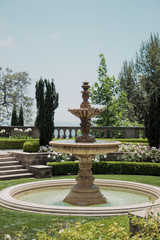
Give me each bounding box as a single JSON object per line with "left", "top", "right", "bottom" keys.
{"left": 0, "top": 0, "right": 160, "bottom": 125}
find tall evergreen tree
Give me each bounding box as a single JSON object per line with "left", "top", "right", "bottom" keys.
{"left": 18, "top": 106, "right": 24, "bottom": 126}
{"left": 119, "top": 33, "right": 160, "bottom": 147}
{"left": 11, "top": 104, "right": 18, "bottom": 126}
{"left": 35, "top": 78, "right": 59, "bottom": 146}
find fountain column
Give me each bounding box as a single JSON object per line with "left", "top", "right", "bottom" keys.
{"left": 63, "top": 154, "right": 107, "bottom": 206}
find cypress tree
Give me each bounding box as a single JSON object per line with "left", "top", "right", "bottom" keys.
{"left": 11, "top": 104, "right": 18, "bottom": 126}
{"left": 18, "top": 106, "right": 24, "bottom": 126}
{"left": 35, "top": 78, "right": 59, "bottom": 146}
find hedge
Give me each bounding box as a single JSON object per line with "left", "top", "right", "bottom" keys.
{"left": 0, "top": 139, "right": 39, "bottom": 149}
{"left": 23, "top": 141, "right": 40, "bottom": 152}
{"left": 116, "top": 138, "right": 148, "bottom": 143}
{"left": 47, "top": 161, "right": 160, "bottom": 176}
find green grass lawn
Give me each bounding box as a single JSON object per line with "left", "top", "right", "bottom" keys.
{"left": 1, "top": 174, "right": 160, "bottom": 239}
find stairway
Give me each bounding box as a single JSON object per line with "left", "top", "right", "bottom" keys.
{"left": 0, "top": 153, "right": 34, "bottom": 180}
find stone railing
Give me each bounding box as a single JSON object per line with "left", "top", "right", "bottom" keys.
{"left": 0, "top": 126, "right": 146, "bottom": 139}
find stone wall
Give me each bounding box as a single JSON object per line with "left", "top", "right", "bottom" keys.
{"left": 0, "top": 126, "right": 146, "bottom": 139}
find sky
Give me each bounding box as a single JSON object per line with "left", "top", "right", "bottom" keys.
{"left": 0, "top": 0, "right": 160, "bottom": 126}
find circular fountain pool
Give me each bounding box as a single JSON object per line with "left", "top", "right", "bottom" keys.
{"left": 1, "top": 179, "right": 160, "bottom": 216}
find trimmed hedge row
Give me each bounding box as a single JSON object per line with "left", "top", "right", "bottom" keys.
{"left": 47, "top": 161, "right": 160, "bottom": 176}
{"left": 114, "top": 138, "right": 148, "bottom": 143}
{"left": 0, "top": 138, "right": 148, "bottom": 149}
{"left": 0, "top": 139, "right": 39, "bottom": 149}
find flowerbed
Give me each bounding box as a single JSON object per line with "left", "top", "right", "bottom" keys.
{"left": 118, "top": 143, "right": 160, "bottom": 163}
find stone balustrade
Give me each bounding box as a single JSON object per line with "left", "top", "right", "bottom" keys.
{"left": 0, "top": 126, "right": 146, "bottom": 139}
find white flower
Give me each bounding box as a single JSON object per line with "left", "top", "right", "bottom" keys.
{"left": 93, "top": 158, "right": 99, "bottom": 162}
{"left": 61, "top": 160, "right": 65, "bottom": 162}
{"left": 0, "top": 129, "right": 6, "bottom": 133}
{"left": 25, "top": 128, "right": 32, "bottom": 132}
{"left": 4, "top": 235, "right": 12, "bottom": 240}
{"left": 18, "top": 129, "right": 23, "bottom": 132}
{"left": 47, "top": 154, "right": 51, "bottom": 159}
{"left": 14, "top": 128, "right": 18, "bottom": 131}
{"left": 59, "top": 229, "right": 64, "bottom": 234}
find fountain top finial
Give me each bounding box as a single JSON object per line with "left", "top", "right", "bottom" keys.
{"left": 80, "top": 82, "right": 91, "bottom": 109}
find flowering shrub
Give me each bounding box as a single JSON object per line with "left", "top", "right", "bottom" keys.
{"left": 4, "top": 213, "right": 160, "bottom": 239}
{"left": 47, "top": 151, "right": 73, "bottom": 162}
{"left": 39, "top": 145, "right": 74, "bottom": 162}
{"left": 118, "top": 143, "right": 160, "bottom": 163}
{"left": 39, "top": 145, "right": 53, "bottom": 152}
{"left": 130, "top": 211, "right": 160, "bottom": 239}
{"left": 9, "top": 128, "right": 32, "bottom": 139}
{"left": 93, "top": 154, "right": 107, "bottom": 162}
{"left": 0, "top": 129, "right": 6, "bottom": 138}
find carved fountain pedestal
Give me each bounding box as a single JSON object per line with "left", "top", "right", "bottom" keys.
{"left": 50, "top": 82, "right": 121, "bottom": 206}
{"left": 64, "top": 155, "right": 106, "bottom": 206}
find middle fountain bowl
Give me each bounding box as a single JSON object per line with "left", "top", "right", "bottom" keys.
{"left": 49, "top": 82, "right": 121, "bottom": 206}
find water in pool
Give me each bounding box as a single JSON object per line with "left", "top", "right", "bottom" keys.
{"left": 15, "top": 186, "right": 156, "bottom": 207}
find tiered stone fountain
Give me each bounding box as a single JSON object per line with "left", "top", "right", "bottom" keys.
{"left": 50, "top": 82, "right": 121, "bottom": 206}
{"left": 1, "top": 82, "right": 160, "bottom": 216}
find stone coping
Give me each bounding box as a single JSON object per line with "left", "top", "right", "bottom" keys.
{"left": 29, "top": 165, "right": 52, "bottom": 169}
{"left": 8, "top": 151, "right": 49, "bottom": 156}
{"left": 1, "top": 179, "right": 160, "bottom": 216}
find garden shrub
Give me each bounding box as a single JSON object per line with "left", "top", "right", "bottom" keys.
{"left": 117, "top": 138, "right": 148, "bottom": 143}
{"left": 23, "top": 141, "right": 40, "bottom": 152}
{"left": 0, "top": 139, "right": 39, "bottom": 149}
{"left": 47, "top": 161, "right": 160, "bottom": 176}
{"left": 48, "top": 161, "right": 79, "bottom": 175}
{"left": 8, "top": 212, "right": 160, "bottom": 239}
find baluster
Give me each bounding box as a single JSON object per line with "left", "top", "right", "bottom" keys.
{"left": 63, "top": 128, "right": 66, "bottom": 139}
{"left": 57, "top": 129, "right": 61, "bottom": 139}
{"left": 97, "top": 129, "right": 101, "bottom": 138}
{"left": 115, "top": 130, "right": 119, "bottom": 138}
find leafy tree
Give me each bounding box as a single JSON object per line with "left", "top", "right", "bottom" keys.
{"left": 0, "top": 67, "right": 33, "bottom": 125}
{"left": 35, "top": 78, "right": 59, "bottom": 146}
{"left": 119, "top": 33, "right": 160, "bottom": 147}
{"left": 18, "top": 106, "right": 24, "bottom": 126}
{"left": 11, "top": 104, "right": 18, "bottom": 126}
{"left": 90, "top": 54, "right": 130, "bottom": 126}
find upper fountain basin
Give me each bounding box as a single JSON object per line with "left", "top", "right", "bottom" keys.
{"left": 68, "top": 108, "right": 104, "bottom": 119}
{"left": 49, "top": 140, "right": 122, "bottom": 155}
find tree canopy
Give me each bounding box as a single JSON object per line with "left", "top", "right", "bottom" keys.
{"left": 119, "top": 33, "right": 160, "bottom": 147}
{"left": 0, "top": 67, "right": 33, "bottom": 125}
{"left": 90, "top": 54, "right": 132, "bottom": 127}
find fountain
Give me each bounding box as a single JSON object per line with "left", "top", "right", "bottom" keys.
{"left": 49, "top": 82, "right": 121, "bottom": 206}
{"left": 1, "top": 81, "right": 160, "bottom": 216}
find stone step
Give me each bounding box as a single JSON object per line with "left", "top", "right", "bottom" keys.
{"left": 0, "top": 154, "right": 12, "bottom": 158}
{"left": 0, "top": 169, "right": 29, "bottom": 176}
{"left": 0, "top": 161, "right": 20, "bottom": 166}
{"left": 0, "top": 157, "right": 16, "bottom": 162}
{"left": 0, "top": 172, "right": 34, "bottom": 180}
{"left": 0, "top": 165, "right": 23, "bottom": 171}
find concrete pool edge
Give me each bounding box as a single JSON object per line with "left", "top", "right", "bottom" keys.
{"left": 1, "top": 179, "right": 160, "bottom": 216}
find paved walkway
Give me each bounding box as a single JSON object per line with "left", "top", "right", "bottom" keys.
{"left": 0, "top": 149, "right": 23, "bottom": 154}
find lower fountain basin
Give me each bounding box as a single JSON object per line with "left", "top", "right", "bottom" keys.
{"left": 1, "top": 179, "right": 160, "bottom": 216}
